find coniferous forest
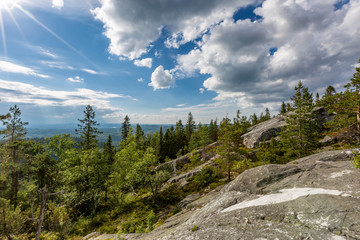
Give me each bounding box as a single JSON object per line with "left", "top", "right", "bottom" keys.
{"left": 1, "top": 59, "right": 360, "bottom": 239}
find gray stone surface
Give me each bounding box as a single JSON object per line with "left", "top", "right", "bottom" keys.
{"left": 242, "top": 115, "right": 286, "bottom": 149}
{"left": 242, "top": 107, "right": 334, "bottom": 149}
{"left": 89, "top": 149, "right": 360, "bottom": 240}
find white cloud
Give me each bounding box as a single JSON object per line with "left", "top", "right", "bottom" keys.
{"left": 0, "top": 79, "right": 135, "bottom": 112}
{"left": 134, "top": 58, "right": 153, "bottom": 68}
{"left": 137, "top": 78, "right": 145, "bottom": 82}
{"left": 174, "top": 0, "right": 360, "bottom": 109}
{"left": 155, "top": 50, "right": 162, "bottom": 58}
{"left": 0, "top": 60, "right": 50, "bottom": 78}
{"left": 37, "top": 47, "right": 59, "bottom": 58}
{"left": 67, "top": 76, "right": 84, "bottom": 83}
{"left": 149, "top": 65, "right": 174, "bottom": 90}
{"left": 92, "top": 0, "right": 255, "bottom": 60}
{"left": 41, "top": 61, "right": 75, "bottom": 70}
{"left": 199, "top": 88, "right": 205, "bottom": 94}
{"left": 82, "top": 68, "right": 100, "bottom": 74}
{"left": 52, "top": 0, "right": 64, "bottom": 9}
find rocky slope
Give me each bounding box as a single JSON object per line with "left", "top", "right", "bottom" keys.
{"left": 242, "top": 107, "right": 334, "bottom": 149}
{"left": 87, "top": 149, "right": 360, "bottom": 240}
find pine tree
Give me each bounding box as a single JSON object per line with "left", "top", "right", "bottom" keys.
{"left": 250, "top": 113, "right": 259, "bottom": 125}
{"left": 121, "top": 115, "right": 131, "bottom": 141}
{"left": 208, "top": 119, "right": 218, "bottom": 142}
{"left": 315, "top": 92, "right": 320, "bottom": 105}
{"left": 324, "top": 85, "right": 336, "bottom": 98}
{"left": 345, "top": 58, "right": 360, "bottom": 143}
{"left": 75, "top": 105, "right": 102, "bottom": 150}
{"left": 185, "top": 112, "right": 195, "bottom": 144}
{"left": 280, "top": 101, "right": 287, "bottom": 114}
{"left": 175, "top": 120, "right": 187, "bottom": 155}
{"left": 279, "top": 81, "right": 318, "bottom": 158}
{"left": 1, "top": 105, "right": 28, "bottom": 205}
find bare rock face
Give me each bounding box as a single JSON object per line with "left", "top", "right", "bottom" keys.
{"left": 242, "top": 115, "right": 286, "bottom": 149}
{"left": 155, "top": 142, "right": 219, "bottom": 175}
{"left": 242, "top": 107, "right": 334, "bottom": 149}
{"left": 89, "top": 149, "right": 360, "bottom": 240}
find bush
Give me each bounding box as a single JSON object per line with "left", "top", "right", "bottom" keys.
{"left": 188, "top": 167, "right": 219, "bottom": 191}
{"left": 353, "top": 152, "right": 360, "bottom": 168}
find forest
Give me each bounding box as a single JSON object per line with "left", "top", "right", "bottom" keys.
{"left": 0, "top": 59, "right": 360, "bottom": 240}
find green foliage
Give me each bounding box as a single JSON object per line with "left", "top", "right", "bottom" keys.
{"left": 75, "top": 105, "right": 102, "bottom": 150}
{"left": 0, "top": 197, "right": 27, "bottom": 238}
{"left": 353, "top": 152, "right": 360, "bottom": 168}
{"left": 256, "top": 138, "right": 284, "bottom": 164}
{"left": 191, "top": 225, "right": 199, "bottom": 231}
{"left": 121, "top": 115, "right": 131, "bottom": 141}
{"left": 325, "top": 60, "right": 360, "bottom": 143}
{"left": 280, "top": 101, "right": 287, "bottom": 114}
{"left": 185, "top": 112, "right": 196, "bottom": 144}
{"left": 189, "top": 167, "right": 218, "bottom": 190}
{"left": 146, "top": 210, "right": 158, "bottom": 231}
{"left": 279, "top": 81, "right": 319, "bottom": 158}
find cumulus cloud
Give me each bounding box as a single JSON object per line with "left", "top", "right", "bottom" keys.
{"left": 175, "top": 0, "right": 360, "bottom": 108}
{"left": 92, "top": 0, "right": 360, "bottom": 113}
{"left": 137, "top": 78, "right": 145, "bottom": 82}
{"left": 149, "top": 65, "right": 174, "bottom": 90}
{"left": 134, "top": 58, "right": 153, "bottom": 68}
{"left": 52, "top": 0, "right": 64, "bottom": 9}
{"left": 199, "top": 88, "right": 205, "bottom": 94}
{"left": 92, "top": 0, "right": 255, "bottom": 60}
{"left": 0, "top": 60, "right": 50, "bottom": 78}
{"left": 0, "top": 79, "right": 135, "bottom": 111}
{"left": 67, "top": 76, "right": 84, "bottom": 83}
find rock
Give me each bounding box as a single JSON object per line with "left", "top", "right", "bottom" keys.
{"left": 320, "top": 135, "right": 336, "bottom": 144}
{"left": 165, "top": 159, "right": 217, "bottom": 187}
{"left": 242, "top": 107, "right": 334, "bottom": 149}
{"left": 178, "top": 193, "right": 200, "bottom": 208}
{"left": 155, "top": 142, "right": 219, "bottom": 175}
{"left": 82, "top": 232, "right": 100, "bottom": 240}
{"left": 242, "top": 115, "right": 286, "bottom": 149}
{"left": 94, "top": 149, "right": 360, "bottom": 239}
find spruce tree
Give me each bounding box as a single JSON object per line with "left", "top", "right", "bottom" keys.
{"left": 280, "top": 101, "right": 287, "bottom": 114}
{"left": 75, "top": 105, "right": 102, "bottom": 150}
{"left": 208, "top": 119, "right": 218, "bottom": 142}
{"left": 345, "top": 58, "right": 360, "bottom": 143}
{"left": 175, "top": 120, "right": 187, "bottom": 155}
{"left": 185, "top": 112, "right": 195, "bottom": 144}
{"left": 279, "top": 81, "right": 318, "bottom": 158}
{"left": 121, "top": 115, "right": 131, "bottom": 141}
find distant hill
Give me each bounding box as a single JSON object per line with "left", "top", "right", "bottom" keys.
{"left": 26, "top": 124, "right": 172, "bottom": 145}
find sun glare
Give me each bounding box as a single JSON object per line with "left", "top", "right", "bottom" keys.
{"left": 0, "top": 0, "right": 17, "bottom": 11}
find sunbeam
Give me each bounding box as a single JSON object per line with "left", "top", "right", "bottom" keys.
{"left": 0, "top": 10, "right": 7, "bottom": 57}
{"left": 15, "top": 3, "right": 99, "bottom": 69}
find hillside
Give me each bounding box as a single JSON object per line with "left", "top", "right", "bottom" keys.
{"left": 87, "top": 149, "right": 360, "bottom": 239}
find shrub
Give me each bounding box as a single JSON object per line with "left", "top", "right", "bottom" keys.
{"left": 191, "top": 225, "right": 199, "bottom": 231}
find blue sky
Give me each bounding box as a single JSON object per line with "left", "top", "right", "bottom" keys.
{"left": 0, "top": 0, "right": 359, "bottom": 125}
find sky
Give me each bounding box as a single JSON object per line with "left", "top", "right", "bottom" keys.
{"left": 0, "top": 0, "right": 359, "bottom": 126}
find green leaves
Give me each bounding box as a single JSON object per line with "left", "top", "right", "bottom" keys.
{"left": 75, "top": 105, "right": 102, "bottom": 150}
{"left": 279, "top": 81, "right": 319, "bottom": 159}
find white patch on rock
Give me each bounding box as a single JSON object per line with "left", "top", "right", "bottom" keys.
{"left": 330, "top": 170, "right": 353, "bottom": 179}
{"left": 221, "top": 188, "right": 348, "bottom": 213}
{"left": 330, "top": 235, "right": 346, "bottom": 240}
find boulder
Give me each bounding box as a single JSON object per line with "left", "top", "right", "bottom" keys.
{"left": 242, "top": 115, "right": 286, "bottom": 149}
{"left": 89, "top": 149, "right": 360, "bottom": 239}
{"left": 242, "top": 107, "right": 334, "bottom": 149}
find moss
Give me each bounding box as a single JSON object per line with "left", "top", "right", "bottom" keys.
{"left": 191, "top": 225, "right": 199, "bottom": 231}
